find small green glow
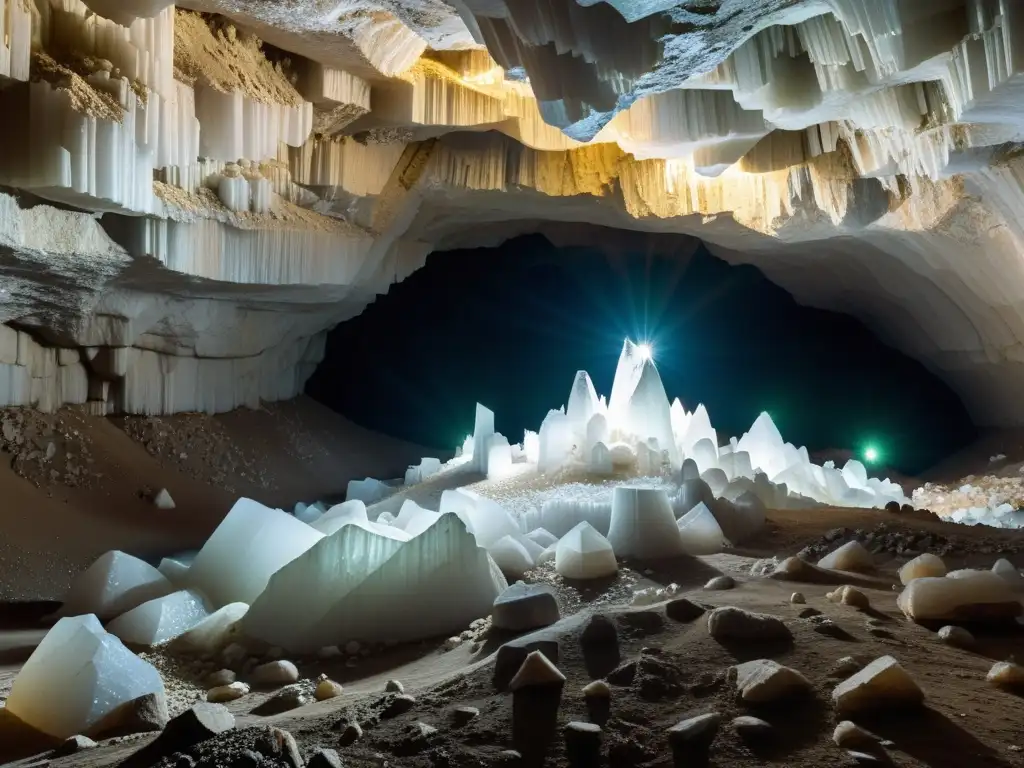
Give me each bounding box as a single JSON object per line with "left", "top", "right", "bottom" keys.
{"left": 864, "top": 446, "right": 879, "bottom": 463}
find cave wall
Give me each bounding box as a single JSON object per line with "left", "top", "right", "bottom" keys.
{"left": 0, "top": 0, "right": 1020, "bottom": 424}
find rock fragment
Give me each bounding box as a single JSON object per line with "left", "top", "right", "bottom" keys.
{"left": 308, "top": 748, "right": 344, "bottom": 768}
{"left": 833, "top": 720, "right": 883, "bottom": 751}
{"left": 511, "top": 651, "right": 565, "bottom": 763}
{"left": 564, "top": 721, "right": 601, "bottom": 767}
{"left": 54, "top": 734, "right": 98, "bottom": 756}
{"left": 207, "top": 682, "right": 249, "bottom": 703}
{"left": 251, "top": 660, "right": 299, "bottom": 686}
{"left": 667, "top": 712, "right": 721, "bottom": 763}
{"left": 451, "top": 705, "right": 479, "bottom": 725}
{"left": 818, "top": 541, "right": 874, "bottom": 572}
{"left": 827, "top": 585, "right": 871, "bottom": 609}
{"left": 704, "top": 575, "right": 735, "bottom": 590}
{"left": 314, "top": 677, "right": 344, "bottom": 701}
{"left": 987, "top": 661, "right": 1024, "bottom": 689}
{"left": 491, "top": 581, "right": 560, "bottom": 631}
{"left": 666, "top": 597, "right": 705, "bottom": 622}
{"left": 936, "top": 625, "right": 975, "bottom": 648}
{"left": 899, "top": 553, "right": 946, "bottom": 584}
{"left": 381, "top": 694, "right": 417, "bottom": 718}
{"left": 707, "top": 606, "right": 791, "bottom": 641}
{"left": 832, "top": 656, "right": 924, "bottom": 715}
{"left": 733, "top": 659, "right": 812, "bottom": 703}
{"left": 732, "top": 715, "right": 773, "bottom": 741}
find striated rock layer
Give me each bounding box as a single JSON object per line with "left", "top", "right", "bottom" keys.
{"left": 0, "top": 1, "right": 1021, "bottom": 425}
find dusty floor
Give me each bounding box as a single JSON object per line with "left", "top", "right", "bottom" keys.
{"left": 0, "top": 409, "right": 1023, "bottom": 767}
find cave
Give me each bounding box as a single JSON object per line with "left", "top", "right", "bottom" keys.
{"left": 1, "top": 1, "right": 1024, "bottom": 764}
{"left": 308, "top": 232, "right": 976, "bottom": 477}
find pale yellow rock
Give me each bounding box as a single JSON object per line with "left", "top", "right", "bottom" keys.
{"left": 832, "top": 656, "right": 924, "bottom": 715}
{"left": 207, "top": 681, "right": 249, "bottom": 703}
{"left": 818, "top": 542, "right": 874, "bottom": 572}
{"left": 987, "top": 661, "right": 1024, "bottom": 689}
{"left": 733, "top": 659, "right": 812, "bottom": 703}
{"left": 582, "top": 680, "right": 610, "bottom": 698}
{"left": 827, "top": 585, "right": 870, "bottom": 609}
{"left": 509, "top": 651, "right": 565, "bottom": 690}
{"left": 205, "top": 669, "right": 236, "bottom": 688}
{"left": 899, "top": 554, "right": 947, "bottom": 585}
{"left": 897, "top": 572, "right": 1022, "bottom": 622}
{"left": 314, "top": 678, "right": 344, "bottom": 701}
{"left": 833, "top": 720, "right": 881, "bottom": 750}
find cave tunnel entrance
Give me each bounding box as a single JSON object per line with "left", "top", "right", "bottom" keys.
{"left": 306, "top": 233, "right": 976, "bottom": 477}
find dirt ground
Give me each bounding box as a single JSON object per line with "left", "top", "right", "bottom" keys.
{"left": 1, "top": 410, "right": 1023, "bottom": 768}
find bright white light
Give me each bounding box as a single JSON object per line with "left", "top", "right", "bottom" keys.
{"left": 864, "top": 447, "right": 878, "bottom": 463}
{"left": 637, "top": 343, "right": 653, "bottom": 361}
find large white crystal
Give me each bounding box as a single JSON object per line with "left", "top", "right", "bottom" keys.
{"left": 555, "top": 521, "right": 618, "bottom": 579}
{"left": 736, "top": 411, "right": 787, "bottom": 478}
{"left": 608, "top": 487, "right": 686, "bottom": 559}
{"left": 472, "top": 402, "right": 495, "bottom": 473}
{"left": 107, "top": 590, "right": 210, "bottom": 647}
{"left": 538, "top": 408, "right": 574, "bottom": 473}
{"left": 677, "top": 502, "right": 727, "bottom": 555}
{"left": 488, "top": 535, "right": 535, "bottom": 578}
{"left": 302, "top": 513, "right": 506, "bottom": 647}
{"left": 312, "top": 499, "right": 368, "bottom": 534}
{"left": 186, "top": 498, "right": 324, "bottom": 607}
{"left": 567, "top": 369, "right": 601, "bottom": 436}
{"left": 439, "top": 488, "right": 519, "bottom": 548}
{"left": 242, "top": 521, "right": 407, "bottom": 651}
{"left": 623, "top": 360, "right": 678, "bottom": 467}
{"left": 346, "top": 477, "right": 391, "bottom": 504}
{"left": 167, "top": 602, "right": 249, "bottom": 655}
{"left": 58, "top": 550, "right": 174, "bottom": 620}
{"left": 6, "top": 615, "right": 165, "bottom": 740}
{"left": 607, "top": 338, "right": 645, "bottom": 431}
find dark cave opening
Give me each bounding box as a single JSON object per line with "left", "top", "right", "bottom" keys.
{"left": 306, "top": 233, "right": 977, "bottom": 476}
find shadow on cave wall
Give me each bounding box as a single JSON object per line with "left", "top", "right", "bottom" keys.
{"left": 306, "top": 233, "right": 976, "bottom": 476}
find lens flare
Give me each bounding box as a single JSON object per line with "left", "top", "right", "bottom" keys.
{"left": 864, "top": 447, "right": 879, "bottom": 463}
{"left": 637, "top": 343, "right": 653, "bottom": 361}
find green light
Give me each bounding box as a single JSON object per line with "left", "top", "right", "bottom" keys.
{"left": 864, "top": 447, "right": 879, "bottom": 463}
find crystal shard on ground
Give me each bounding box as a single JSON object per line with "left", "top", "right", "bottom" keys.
{"left": 107, "top": 590, "right": 210, "bottom": 647}
{"left": 556, "top": 522, "right": 618, "bottom": 579}
{"left": 167, "top": 602, "right": 249, "bottom": 655}
{"left": 316, "top": 512, "right": 506, "bottom": 646}
{"left": 242, "top": 522, "right": 406, "bottom": 652}
{"left": 608, "top": 487, "right": 685, "bottom": 559}
{"left": 677, "top": 502, "right": 727, "bottom": 556}
{"left": 58, "top": 550, "right": 174, "bottom": 621}
{"left": 186, "top": 498, "right": 324, "bottom": 607}
{"left": 6, "top": 615, "right": 165, "bottom": 740}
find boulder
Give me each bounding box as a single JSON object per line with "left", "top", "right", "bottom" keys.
{"left": 818, "top": 541, "right": 874, "bottom": 572}
{"left": 6, "top": 615, "right": 166, "bottom": 740}
{"left": 491, "top": 582, "right": 560, "bottom": 632}
{"left": 833, "top": 720, "right": 883, "bottom": 751}
{"left": 704, "top": 575, "right": 735, "bottom": 590}
{"left": 251, "top": 660, "right": 299, "bottom": 686}
{"left": 207, "top": 682, "right": 249, "bottom": 703}
{"left": 899, "top": 554, "right": 946, "bottom": 585}
{"left": 827, "top": 585, "right": 870, "bottom": 609}
{"left": 314, "top": 678, "right": 344, "bottom": 701}
{"left": 897, "top": 572, "right": 1022, "bottom": 622}
{"left": 707, "top": 607, "right": 791, "bottom": 642}
{"left": 936, "top": 625, "right": 975, "bottom": 649}
{"left": 832, "top": 656, "right": 924, "bottom": 715}
{"left": 733, "top": 659, "right": 812, "bottom": 703}
{"left": 987, "top": 661, "right": 1024, "bottom": 689}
